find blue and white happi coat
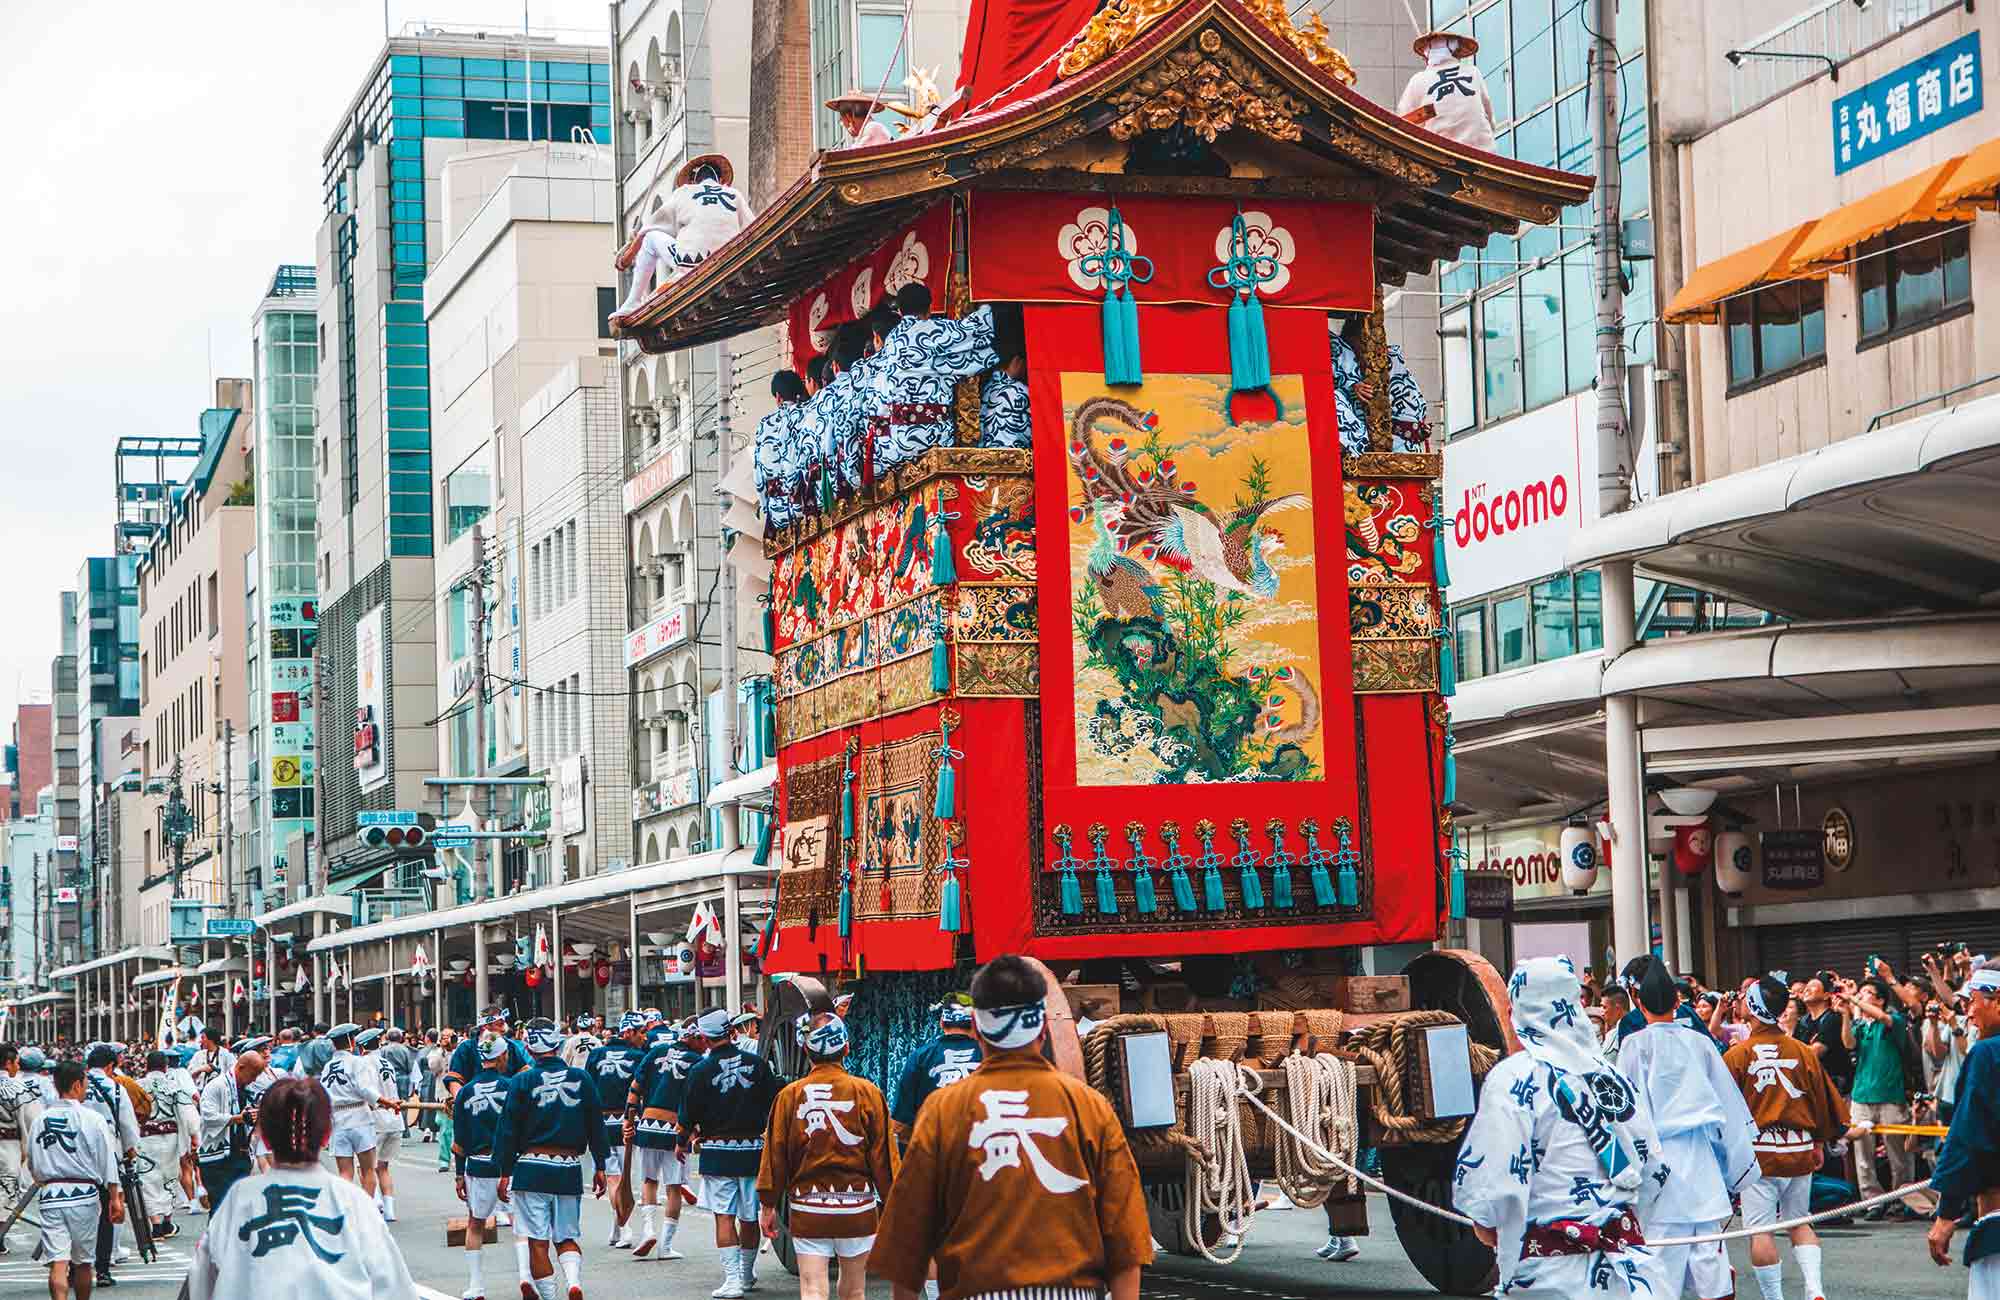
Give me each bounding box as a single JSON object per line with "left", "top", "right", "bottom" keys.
{"left": 753, "top": 402, "right": 806, "bottom": 528}
{"left": 868, "top": 306, "right": 999, "bottom": 474}
{"left": 1329, "top": 331, "right": 1428, "bottom": 454}
{"left": 491, "top": 1058, "right": 608, "bottom": 1195}
{"left": 979, "top": 369, "right": 1032, "bottom": 450}
{"left": 805, "top": 365, "right": 873, "bottom": 499}
{"left": 1454, "top": 957, "right": 1672, "bottom": 1297}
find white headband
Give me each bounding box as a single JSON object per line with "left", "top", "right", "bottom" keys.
{"left": 1960, "top": 967, "right": 2000, "bottom": 999}
{"left": 973, "top": 1001, "right": 1046, "bottom": 1049}
{"left": 1744, "top": 981, "right": 1778, "bottom": 1024}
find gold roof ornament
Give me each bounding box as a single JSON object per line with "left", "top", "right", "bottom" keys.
{"left": 1059, "top": 0, "right": 1355, "bottom": 86}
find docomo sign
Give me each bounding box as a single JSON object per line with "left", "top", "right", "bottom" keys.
{"left": 1442, "top": 386, "right": 1594, "bottom": 601}
{"left": 1453, "top": 474, "right": 1571, "bottom": 549}
{"left": 1467, "top": 824, "right": 1611, "bottom": 902}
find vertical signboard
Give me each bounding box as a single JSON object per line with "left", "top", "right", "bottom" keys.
{"left": 354, "top": 604, "right": 388, "bottom": 791}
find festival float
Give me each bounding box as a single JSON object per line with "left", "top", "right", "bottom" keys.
{"left": 616, "top": 0, "right": 1590, "bottom": 1289}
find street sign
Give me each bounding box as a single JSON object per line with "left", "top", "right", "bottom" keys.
{"left": 358, "top": 810, "right": 420, "bottom": 828}
{"left": 433, "top": 836, "right": 471, "bottom": 849}
{"left": 206, "top": 918, "right": 256, "bottom": 937}
{"left": 436, "top": 823, "right": 471, "bottom": 838}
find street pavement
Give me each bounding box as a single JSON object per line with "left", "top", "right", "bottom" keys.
{"left": 0, "top": 1134, "right": 1973, "bottom": 1298}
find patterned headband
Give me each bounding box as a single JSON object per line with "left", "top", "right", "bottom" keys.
{"left": 695, "top": 1009, "right": 733, "bottom": 1038}
{"left": 523, "top": 1024, "right": 563, "bottom": 1054}
{"left": 1744, "top": 981, "right": 1778, "bottom": 1024}
{"left": 973, "top": 1000, "right": 1046, "bottom": 1049}
{"left": 804, "top": 1015, "right": 850, "bottom": 1056}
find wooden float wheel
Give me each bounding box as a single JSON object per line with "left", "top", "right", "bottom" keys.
{"left": 1384, "top": 948, "right": 1514, "bottom": 1295}
{"left": 1141, "top": 1179, "right": 1225, "bottom": 1258}
{"left": 1022, "top": 955, "right": 1087, "bottom": 1079}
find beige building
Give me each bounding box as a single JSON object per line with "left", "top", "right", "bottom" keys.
{"left": 137, "top": 380, "right": 257, "bottom": 946}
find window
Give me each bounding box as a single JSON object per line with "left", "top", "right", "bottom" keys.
{"left": 1455, "top": 605, "right": 1488, "bottom": 681}
{"left": 855, "top": 6, "right": 909, "bottom": 129}
{"left": 1531, "top": 574, "right": 1578, "bottom": 661}
{"left": 1574, "top": 569, "right": 1603, "bottom": 652}
{"left": 1480, "top": 286, "right": 1523, "bottom": 422}
{"left": 1442, "top": 304, "right": 1475, "bottom": 437}
{"left": 1725, "top": 280, "right": 1825, "bottom": 388}
{"left": 597, "top": 287, "right": 617, "bottom": 339}
{"left": 444, "top": 451, "right": 494, "bottom": 543}
{"left": 1856, "top": 221, "right": 1971, "bottom": 342}
{"left": 1494, "top": 593, "right": 1530, "bottom": 671}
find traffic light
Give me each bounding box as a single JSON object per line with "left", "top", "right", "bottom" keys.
{"left": 360, "top": 824, "right": 429, "bottom": 850}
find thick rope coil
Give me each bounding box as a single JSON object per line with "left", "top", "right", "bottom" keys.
{"left": 1182, "top": 1057, "right": 1261, "bottom": 1264}
{"left": 1274, "top": 1052, "right": 1359, "bottom": 1208}
{"left": 1342, "top": 1009, "right": 1500, "bottom": 1143}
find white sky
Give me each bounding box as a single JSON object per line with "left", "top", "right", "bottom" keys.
{"left": 0, "top": 0, "right": 614, "bottom": 763}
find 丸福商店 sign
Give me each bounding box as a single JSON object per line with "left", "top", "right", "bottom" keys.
{"left": 1759, "top": 829, "right": 1825, "bottom": 891}
{"left": 1834, "top": 31, "right": 1982, "bottom": 175}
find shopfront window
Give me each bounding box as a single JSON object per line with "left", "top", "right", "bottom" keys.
{"left": 1531, "top": 574, "right": 1577, "bottom": 661}
{"left": 1857, "top": 221, "right": 1971, "bottom": 342}
{"left": 1724, "top": 279, "right": 1826, "bottom": 388}
{"left": 1574, "top": 569, "right": 1603, "bottom": 651}
{"left": 1494, "top": 593, "right": 1530, "bottom": 671}
{"left": 1456, "top": 605, "right": 1489, "bottom": 681}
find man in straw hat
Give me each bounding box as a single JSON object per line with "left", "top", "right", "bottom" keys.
{"left": 827, "top": 91, "right": 897, "bottom": 149}
{"left": 1395, "top": 28, "right": 1496, "bottom": 153}
{"left": 612, "top": 152, "right": 753, "bottom": 320}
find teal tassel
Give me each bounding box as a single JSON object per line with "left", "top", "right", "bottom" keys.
{"left": 1334, "top": 820, "right": 1361, "bottom": 908}
{"left": 1054, "top": 826, "right": 1084, "bottom": 917}
{"left": 1436, "top": 626, "right": 1457, "bottom": 697}
{"left": 1102, "top": 288, "right": 1137, "bottom": 385}
{"left": 1162, "top": 824, "right": 1197, "bottom": 913}
{"left": 1227, "top": 295, "right": 1253, "bottom": 390}
{"left": 1272, "top": 864, "right": 1293, "bottom": 910}
{"left": 752, "top": 816, "right": 775, "bottom": 867}
{"left": 1230, "top": 822, "right": 1265, "bottom": 910}
{"left": 762, "top": 599, "right": 776, "bottom": 654}
{"left": 1243, "top": 293, "right": 1270, "bottom": 389}
{"left": 932, "top": 612, "right": 950, "bottom": 691}
{"left": 931, "top": 506, "right": 959, "bottom": 585}
{"left": 1265, "top": 820, "right": 1295, "bottom": 911}
{"left": 1169, "top": 863, "right": 1195, "bottom": 911}
{"left": 1449, "top": 866, "right": 1467, "bottom": 920}
{"left": 837, "top": 867, "right": 853, "bottom": 938}
{"left": 1442, "top": 728, "right": 1457, "bottom": 806}
{"left": 933, "top": 716, "right": 962, "bottom": 821}
{"left": 1117, "top": 287, "right": 1142, "bottom": 382}
{"left": 939, "top": 870, "right": 962, "bottom": 932}
{"left": 1088, "top": 824, "right": 1118, "bottom": 915}
{"left": 840, "top": 761, "right": 856, "bottom": 841}
{"left": 1212, "top": 213, "right": 1279, "bottom": 400}
{"left": 1194, "top": 822, "right": 1225, "bottom": 911}
{"left": 1431, "top": 488, "right": 1452, "bottom": 591}
{"left": 1125, "top": 823, "right": 1158, "bottom": 915}
{"left": 1088, "top": 207, "right": 1152, "bottom": 386}
{"left": 1241, "top": 863, "right": 1266, "bottom": 910}
{"left": 1302, "top": 819, "right": 1336, "bottom": 907}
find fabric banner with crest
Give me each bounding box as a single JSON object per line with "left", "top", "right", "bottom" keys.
{"left": 787, "top": 201, "right": 955, "bottom": 372}
{"left": 968, "top": 190, "right": 1374, "bottom": 311}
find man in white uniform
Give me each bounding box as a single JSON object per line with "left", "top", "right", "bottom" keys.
{"left": 826, "top": 92, "right": 896, "bottom": 149}
{"left": 612, "top": 153, "right": 753, "bottom": 319}
{"left": 1395, "top": 31, "right": 1497, "bottom": 153}
{"left": 80, "top": 1045, "right": 139, "bottom": 1283}
{"left": 0, "top": 1043, "right": 33, "bottom": 1254}
{"left": 136, "top": 1050, "right": 193, "bottom": 1240}
{"left": 357, "top": 1029, "right": 404, "bottom": 1221}
{"left": 319, "top": 1024, "right": 385, "bottom": 1195}
{"left": 26, "top": 1061, "right": 125, "bottom": 1300}
{"left": 197, "top": 1051, "right": 265, "bottom": 1215}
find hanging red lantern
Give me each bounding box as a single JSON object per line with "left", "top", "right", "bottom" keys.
{"left": 253, "top": 960, "right": 265, "bottom": 979}
{"left": 1673, "top": 822, "right": 1714, "bottom": 876}
{"left": 594, "top": 960, "right": 612, "bottom": 987}
{"left": 461, "top": 970, "right": 475, "bottom": 987}
{"left": 524, "top": 966, "right": 543, "bottom": 988}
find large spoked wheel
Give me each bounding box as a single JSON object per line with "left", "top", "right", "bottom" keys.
{"left": 1142, "top": 1179, "right": 1223, "bottom": 1258}
{"left": 1386, "top": 948, "right": 1515, "bottom": 1296}
{"left": 1381, "top": 1143, "right": 1496, "bottom": 1297}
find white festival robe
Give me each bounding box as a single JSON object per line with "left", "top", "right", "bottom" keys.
{"left": 1454, "top": 1049, "right": 1673, "bottom": 1297}
{"left": 187, "top": 1165, "right": 417, "bottom": 1300}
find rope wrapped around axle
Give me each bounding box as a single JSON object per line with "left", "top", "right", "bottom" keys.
{"left": 1273, "top": 1052, "right": 1358, "bottom": 1208}
{"left": 1342, "top": 1008, "right": 1500, "bottom": 1144}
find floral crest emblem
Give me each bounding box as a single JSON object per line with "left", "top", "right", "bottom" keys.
{"left": 1213, "top": 211, "right": 1296, "bottom": 294}
{"left": 883, "top": 231, "right": 930, "bottom": 294}
{"left": 849, "top": 266, "right": 876, "bottom": 317}
{"left": 1058, "top": 207, "right": 1140, "bottom": 292}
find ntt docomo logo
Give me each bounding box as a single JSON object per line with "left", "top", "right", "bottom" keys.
{"left": 1453, "top": 475, "right": 1571, "bottom": 548}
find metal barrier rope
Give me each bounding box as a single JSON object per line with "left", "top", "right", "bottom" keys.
{"left": 1231, "top": 1076, "right": 1938, "bottom": 1246}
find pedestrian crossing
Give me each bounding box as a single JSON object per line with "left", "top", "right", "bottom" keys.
{"left": 0, "top": 1241, "right": 196, "bottom": 1286}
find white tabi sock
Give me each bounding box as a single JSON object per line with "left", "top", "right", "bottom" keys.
{"left": 1795, "top": 1243, "right": 1824, "bottom": 1298}
{"left": 515, "top": 1236, "right": 533, "bottom": 1281}
{"left": 533, "top": 1277, "right": 560, "bottom": 1300}
{"left": 1752, "top": 1261, "right": 1786, "bottom": 1300}
{"left": 641, "top": 1204, "right": 658, "bottom": 1241}
{"left": 466, "top": 1249, "right": 485, "bottom": 1297}
{"left": 923, "top": 1282, "right": 940, "bottom": 1300}
{"left": 661, "top": 1216, "right": 679, "bottom": 1247}
{"left": 559, "top": 1250, "right": 583, "bottom": 1293}
{"left": 383, "top": 1195, "right": 396, "bottom": 1220}
{"left": 738, "top": 1244, "right": 758, "bottom": 1283}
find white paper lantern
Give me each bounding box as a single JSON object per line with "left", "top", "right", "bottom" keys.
{"left": 1713, "top": 830, "right": 1754, "bottom": 896}
{"left": 1559, "top": 825, "right": 1600, "bottom": 895}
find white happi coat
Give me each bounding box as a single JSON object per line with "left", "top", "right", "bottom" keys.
{"left": 1455, "top": 958, "right": 1671, "bottom": 1298}
{"left": 25, "top": 1098, "right": 120, "bottom": 1216}
{"left": 868, "top": 306, "right": 999, "bottom": 473}
{"left": 187, "top": 1165, "right": 417, "bottom": 1300}
{"left": 1616, "top": 1021, "right": 1759, "bottom": 1226}
{"left": 1396, "top": 57, "right": 1498, "bottom": 152}
{"left": 640, "top": 178, "right": 755, "bottom": 274}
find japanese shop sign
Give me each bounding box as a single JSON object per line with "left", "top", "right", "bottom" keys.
{"left": 1834, "top": 31, "right": 1982, "bottom": 175}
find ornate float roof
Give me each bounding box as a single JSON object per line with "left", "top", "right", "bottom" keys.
{"left": 619, "top": 0, "right": 1591, "bottom": 354}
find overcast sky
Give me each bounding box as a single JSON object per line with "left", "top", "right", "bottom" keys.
{"left": 0, "top": 0, "right": 613, "bottom": 763}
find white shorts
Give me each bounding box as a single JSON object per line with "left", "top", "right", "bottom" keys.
{"left": 793, "top": 1234, "right": 875, "bottom": 1259}
{"left": 634, "top": 1145, "right": 684, "bottom": 1185}
{"left": 33, "top": 1191, "right": 99, "bottom": 1265}
{"left": 512, "top": 1190, "right": 582, "bottom": 1244}
{"left": 601, "top": 1144, "right": 624, "bottom": 1177}
{"left": 1972, "top": 1252, "right": 2000, "bottom": 1300}
{"left": 374, "top": 1126, "right": 402, "bottom": 1164}
{"left": 704, "top": 1175, "right": 757, "bottom": 1220}
{"left": 1652, "top": 1221, "right": 1731, "bottom": 1300}
{"left": 1741, "top": 1173, "right": 1812, "bottom": 1228}
{"left": 329, "top": 1112, "right": 379, "bottom": 1157}
{"left": 464, "top": 1175, "right": 501, "bottom": 1220}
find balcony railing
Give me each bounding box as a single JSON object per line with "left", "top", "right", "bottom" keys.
{"left": 1729, "top": 0, "right": 1966, "bottom": 116}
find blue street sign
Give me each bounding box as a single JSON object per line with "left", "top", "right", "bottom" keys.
{"left": 357, "top": 810, "right": 421, "bottom": 827}
{"left": 1834, "top": 31, "right": 1983, "bottom": 175}
{"left": 436, "top": 823, "right": 471, "bottom": 837}
{"left": 206, "top": 918, "right": 257, "bottom": 937}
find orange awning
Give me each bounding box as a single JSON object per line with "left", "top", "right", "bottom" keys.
{"left": 1786, "top": 155, "right": 1971, "bottom": 275}
{"left": 1936, "top": 137, "right": 2000, "bottom": 213}
{"left": 1662, "top": 221, "right": 1821, "bottom": 325}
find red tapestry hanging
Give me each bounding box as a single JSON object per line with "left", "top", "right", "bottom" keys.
{"left": 787, "top": 202, "right": 954, "bottom": 372}
{"left": 968, "top": 190, "right": 1374, "bottom": 312}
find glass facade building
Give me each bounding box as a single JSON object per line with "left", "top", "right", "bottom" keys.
{"left": 249, "top": 266, "right": 321, "bottom": 905}
{"left": 320, "top": 49, "right": 611, "bottom": 559}
{"left": 74, "top": 555, "right": 140, "bottom": 958}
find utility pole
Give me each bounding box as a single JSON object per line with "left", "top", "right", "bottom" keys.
{"left": 222, "top": 721, "right": 235, "bottom": 913}
{"left": 716, "top": 338, "right": 746, "bottom": 1014}
{"left": 468, "top": 523, "right": 495, "bottom": 902}
{"left": 1591, "top": 0, "right": 1651, "bottom": 969}
{"left": 165, "top": 755, "right": 191, "bottom": 900}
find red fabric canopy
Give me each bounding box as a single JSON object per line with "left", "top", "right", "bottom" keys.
{"left": 950, "top": 0, "right": 1101, "bottom": 119}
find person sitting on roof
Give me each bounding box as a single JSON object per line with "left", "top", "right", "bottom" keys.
{"left": 613, "top": 153, "right": 755, "bottom": 320}
{"left": 827, "top": 92, "right": 897, "bottom": 149}
{"left": 1396, "top": 30, "right": 1496, "bottom": 154}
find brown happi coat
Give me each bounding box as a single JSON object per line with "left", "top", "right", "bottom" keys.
{"left": 757, "top": 1061, "right": 899, "bottom": 1239}
{"left": 1723, "top": 1024, "right": 1851, "bottom": 1178}
{"left": 874, "top": 1048, "right": 1154, "bottom": 1300}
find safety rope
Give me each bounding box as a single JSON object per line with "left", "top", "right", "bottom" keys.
{"left": 1273, "top": 1052, "right": 1358, "bottom": 1209}
{"left": 1182, "top": 1058, "right": 1260, "bottom": 1264}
